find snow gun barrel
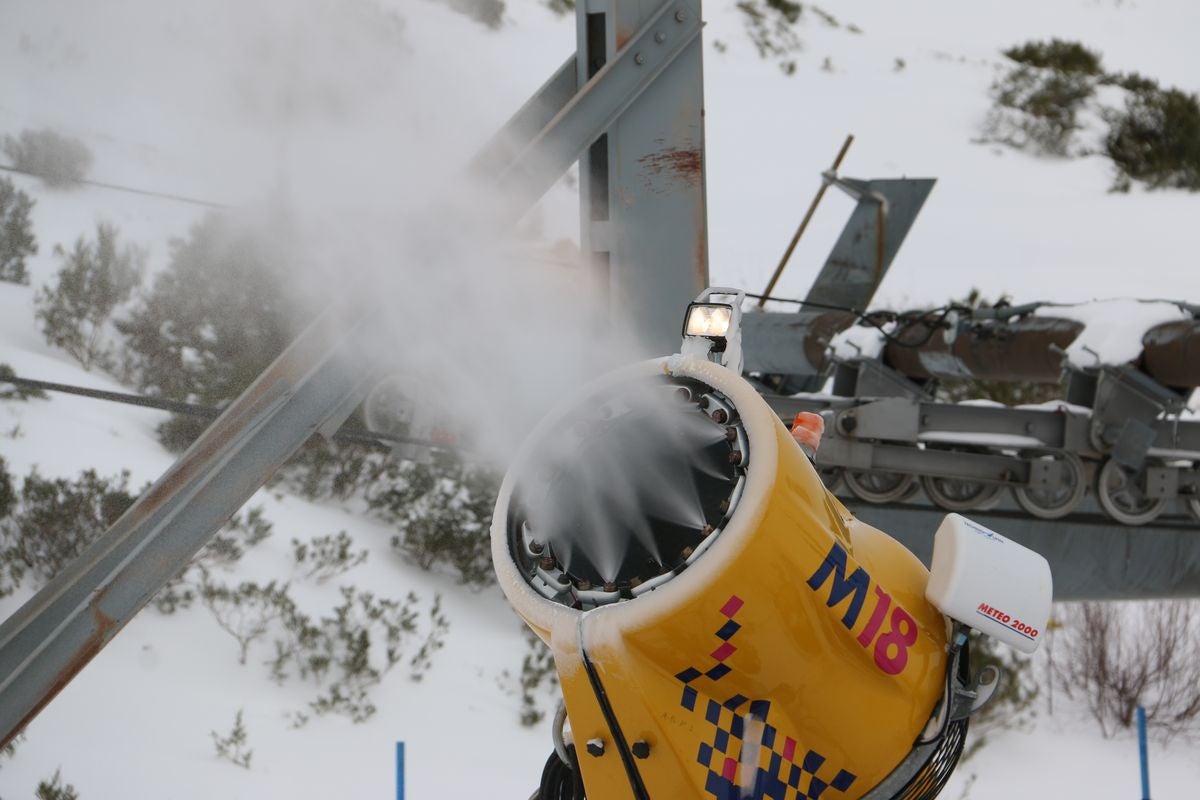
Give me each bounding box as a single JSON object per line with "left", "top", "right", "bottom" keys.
{"left": 492, "top": 353, "right": 1052, "bottom": 800}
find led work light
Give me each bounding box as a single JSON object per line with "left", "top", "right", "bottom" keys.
{"left": 681, "top": 287, "right": 745, "bottom": 375}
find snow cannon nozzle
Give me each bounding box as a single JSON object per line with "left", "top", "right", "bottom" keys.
{"left": 504, "top": 371, "right": 750, "bottom": 609}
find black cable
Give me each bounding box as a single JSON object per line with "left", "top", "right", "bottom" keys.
{"left": 537, "top": 746, "right": 585, "bottom": 799}
{"left": 0, "top": 373, "right": 458, "bottom": 453}
{"left": 0, "top": 163, "right": 229, "bottom": 209}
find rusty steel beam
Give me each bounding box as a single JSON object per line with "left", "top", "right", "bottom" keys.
{"left": 469, "top": 54, "right": 577, "bottom": 181}
{"left": 0, "top": 309, "right": 378, "bottom": 748}
{"left": 757, "top": 134, "right": 855, "bottom": 308}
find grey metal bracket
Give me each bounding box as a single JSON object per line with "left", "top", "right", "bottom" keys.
{"left": 832, "top": 358, "right": 929, "bottom": 400}
{"left": 836, "top": 397, "right": 921, "bottom": 442}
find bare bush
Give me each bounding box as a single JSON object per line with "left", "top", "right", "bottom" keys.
{"left": 199, "top": 574, "right": 289, "bottom": 665}
{"left": 1053, "top": 601, "right": 1200, "bottom": 740}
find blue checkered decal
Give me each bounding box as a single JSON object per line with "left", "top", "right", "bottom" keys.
{"left": 673, "top": 596, "right": 858, "bottom": 800}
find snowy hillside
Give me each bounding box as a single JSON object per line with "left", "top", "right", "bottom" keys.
{"left": 2, "top": 0, "right": 1199, "bottom": 798}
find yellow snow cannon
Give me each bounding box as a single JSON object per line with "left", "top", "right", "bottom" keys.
{"left": 492, "top": 289, "right": 1053, "bottom": 800}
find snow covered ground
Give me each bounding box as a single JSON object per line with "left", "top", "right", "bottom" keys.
{"left": 1, "top": 0, "right": 1199, "bottom": 798}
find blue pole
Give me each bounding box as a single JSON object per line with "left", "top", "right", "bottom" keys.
{"left": 1136, "top": 706, "right": 1150, "bottom": 800}
{"left": 396, "top": 741, "right": 406, "bottom": 800}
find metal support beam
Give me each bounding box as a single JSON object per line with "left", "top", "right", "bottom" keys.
{"left": 847, "top": 501, "right": 1200, "bottom": 600}
{"left": 575, "top": 0, "right": 709, "bottom": 355}
{"left": 470, "top": 55, "right": 577, "bottom": 180}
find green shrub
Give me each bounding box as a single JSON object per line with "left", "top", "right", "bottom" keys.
{"left": 276, "top": 440, "right": 384, "bottom": 501}
{"left": 205, "top": 506, "right": 273, "bottom": 567}
{"left": 986, "top": 39, "right": 1200, "bottom": 192}
{"left": 36, "top": 222, "right": 143, "bottom": 371}
{"left": 2, "top": 468, "right": 135, "bottom": 590}
{"left": 366, "top": 452, "right": 499, "bottom": 587}
{"left": 1104, "top": 71, "right": 1160, "bottom": 94}
{"left": 292, "top": 530, "right": 368, "bottom": 583}
{"left": 35, "top": 769, "right": 80, "bottom": 800}
{"left": 117, "top": 213, "right": 297, "bottom": 429}
{"left": 0, "top": 176, "right": 36, "bottom": 284}
{"left": 987, "top": 65, "right": 1096, "bottom": 156}
{"left": 3, "top": 128, "right": 93, "bottom": 188}
{"left": 1106, "top": 86, "right": 1200, "bottom": 191}
{"left": 152, "top": 506, "right": 273, "bottom": 614}
{"left": 736, "top": 0, "right": 804, "bottom": 68}
{"left": 0, "top": 731, "right": 24, "bottom": 768}
{"left": 0, "top": 455, "right": 15, "bottom": 521}
{"left": 0, "top": 364, "right": 49, "bottom": 401}
{"left": 194, "top": 563, "right": 448, "bottom": 724}
{"left": 1003, "top": 39, "right": 1103, "bottom": 75}
{"left": 503, "top": 627, "right": 559, "bottom": 727}
{"left": 211, "top": 709, "right": 253, "bottom": 769}
{"left": 0, "top": 456, "right": 16, "bottom": 597}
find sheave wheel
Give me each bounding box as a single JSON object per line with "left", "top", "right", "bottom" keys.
{"left": 921, "top": 474, "right": 1004, "bottom": 512}
{"left": 1096, "top": 458, "right": 1166, "bottom": 526}
{"left": 843, "top": 470, "right": 917, "bottom": 504}
{"left": 1012, "top": 451, "right": 1087, "bottom": 520}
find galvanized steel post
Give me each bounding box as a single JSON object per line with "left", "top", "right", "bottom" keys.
{"left": 576, "top": 0, "right": 709, "bottom": 355}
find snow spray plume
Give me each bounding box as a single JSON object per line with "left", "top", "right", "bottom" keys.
{"left": 518, "top": 379, "right": 736, "bottom": 587}
{"left": 9, "top": 0, "right": 656, "bottom": 462}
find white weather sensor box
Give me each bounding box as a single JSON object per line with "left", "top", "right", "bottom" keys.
{"left": 925, "top": 513, "right": 1052, "bottom": 654}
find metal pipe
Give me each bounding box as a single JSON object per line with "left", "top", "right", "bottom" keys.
{"left": 552, "top": 699, "right": 571, "bottom": 766}
{"left": 756, "top": 134, "right": 854, "bottom": 308}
